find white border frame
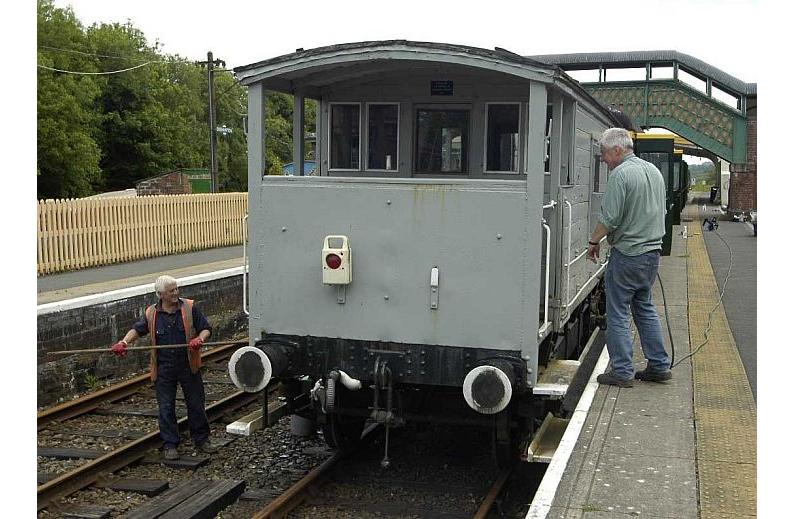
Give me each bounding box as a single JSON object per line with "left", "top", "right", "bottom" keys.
{"left": 327, "top": 102, "right": 362, "bottom": 172}
{"left": 365, "top": 102, "right": 401, "bottom": 173}
{"left": 484, "top": 102, "right": 522, "bottom": 175}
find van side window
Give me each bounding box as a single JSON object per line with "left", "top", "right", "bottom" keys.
{"left": 485, "top": 103, "right": 520, "bottom": 173}
{"left": 415, "top": 109, "right": 469, "bottom": 174}
{"left": 329, "top": 103, "right": 360, "bottom": 170}
{"left": 367, "top": 104, "right": 399, "bottom": 171}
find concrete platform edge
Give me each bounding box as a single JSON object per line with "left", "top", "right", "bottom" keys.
{"left": 37, "top": 266, "right": 245, "bottom": 315}
{"left": 526, "top": 347, "right": 610, "bottom": 519}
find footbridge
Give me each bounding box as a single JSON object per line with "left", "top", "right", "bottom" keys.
{"left": 530, "top": 51, "right": 757, "bottom": 211}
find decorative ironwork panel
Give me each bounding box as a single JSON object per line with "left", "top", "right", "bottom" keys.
{"left": 647, "top": 84, "right": 734, "bottom": 147}
{"left": 587, "top": 85, "right": 646, "bottom": 120}
{"left": 583, "top": 81, "right": 743, "bottom": 160}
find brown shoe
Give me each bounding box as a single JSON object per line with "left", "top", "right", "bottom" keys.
{"left": 164, "top": 447, "right": 179, "bottom": 460}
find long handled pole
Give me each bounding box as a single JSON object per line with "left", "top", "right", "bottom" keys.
{"left": 50, "top": 339, "right": 250, "bottom": 355}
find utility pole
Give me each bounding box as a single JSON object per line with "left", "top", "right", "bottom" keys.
{"left": 197, "top": 52, "right": 225, "bottom": 192}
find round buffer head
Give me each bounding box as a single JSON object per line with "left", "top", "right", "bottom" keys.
{"left": 462, "top": 365, "right": 512, "bottom": 414}
{"left": 228, "top": 346, "right": 272, "bottom": 393}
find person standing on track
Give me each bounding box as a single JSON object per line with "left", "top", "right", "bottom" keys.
{"left": 588, "top": 128, "right": 673, "bottom": 387}
{"left": 111, "top": 275, "right": 218, "bottom": 459}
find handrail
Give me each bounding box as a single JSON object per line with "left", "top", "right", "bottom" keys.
{"left": 562, "top": 198, "right": 607, "bottom": 314}
{"left": 242, "top": 214, "right": 249, "bottom": 316}
{"left": 563, "top": 200, "right": 573, "bottom": 302}
{"left": 538, "top": 218, "right": 552, "bottom": 338}
{"left": 538, "top": 200, "right": 556, "bottom": 338}
{"left": 565, "top": 256, "right": 608, "bottom": 311}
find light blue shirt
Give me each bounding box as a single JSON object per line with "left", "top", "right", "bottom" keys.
{"left": 600, "top": 154, "right": 666, "bottom": 256}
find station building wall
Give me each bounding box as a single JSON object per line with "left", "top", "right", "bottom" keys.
{"left": 37, "top": 275, "right": 245, "bottom": 407}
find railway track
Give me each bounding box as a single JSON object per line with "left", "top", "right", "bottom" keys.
{"left": 38, "top": 344, "right": 534, "bottom": 518}
{"left": 250, "top": 423, "right": 517, "bottom": 519}
{"left": 37, "top": 342, "right": 267, "bottom": 513}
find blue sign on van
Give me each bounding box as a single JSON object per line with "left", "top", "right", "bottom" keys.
{"left": 431, "top": 80, "right": 454, "bottom": 96}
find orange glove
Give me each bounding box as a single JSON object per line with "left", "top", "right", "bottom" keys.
{"left": 189, "top": 337, "right": 204, "bottom": 351}
{"left": 111, "top": 340, "right": 128, "bottom": 357}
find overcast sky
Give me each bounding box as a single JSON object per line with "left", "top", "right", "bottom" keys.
{"left": 53, "top": 0, "right": 759, "bottom": 83}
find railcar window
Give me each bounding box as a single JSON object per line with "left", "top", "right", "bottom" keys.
{"left": 640, "top": 152, "right": 671, "bottom": 195}
{"left": 544, "top": 104, "right": 552, "bottom": 173}
{"left": 329, "top": 104, "right": 361, "bottom": 170}
{"left": 592, "top": 141, "right": 601, "bottom": 193}
{"left": 485, "top": 104, "right": 520, "bottom": 173}
{"left": 672, "top": 162, "right": 681, "bottom": 193}
{"left": 367, "top": 104, "right": 399, "bottom": 171}
{"left": 415, "top": 109, "right": 469, "bottom": 174}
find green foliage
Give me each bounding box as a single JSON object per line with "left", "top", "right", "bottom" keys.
{"left": 37, "top": 0, "right": 102, "bottom": 198}
{"left": 82, "top": 372, "right": 102, "bottom": 391}
{"left": 37, "top": 0, "right": 308, "bottom": 198}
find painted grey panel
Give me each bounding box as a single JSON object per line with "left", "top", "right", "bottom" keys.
{"left": 248, "top": 178, "right": 531, "bottom": 351}
{"left": 575, "top": 147, "right": 592, "bottom": 168}
{"left": 575, "top": 130, "right": 591, "bottom": 152}
{"left": 562, "top": 185, "right": 590, "bottom": 205}
{"left": 574, "top": 165, "right": 591, "bottom": 187}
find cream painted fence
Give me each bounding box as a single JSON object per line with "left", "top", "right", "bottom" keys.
{"left": 37, "top": 193, "right": 247, "bottom": 275}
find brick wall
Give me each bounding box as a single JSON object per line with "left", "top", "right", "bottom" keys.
{"left": 135, "top": 170, "right": 192, "bottom": 196}
{"left": 37, "top": 275, "right": 246, "bottom": 407}
{"left": 729, "top": 100, "right": 757, "bottom": 212}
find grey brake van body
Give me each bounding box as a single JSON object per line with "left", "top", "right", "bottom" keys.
{"left": 229, "top": 41, "right": 617, "bottom": 459}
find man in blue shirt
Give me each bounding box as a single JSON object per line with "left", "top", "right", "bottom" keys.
{"left": 588, "top": 128, "right": 672, "bottom": 387}
{"left": 111, "top": 275, "right": 217, "bottom": 460}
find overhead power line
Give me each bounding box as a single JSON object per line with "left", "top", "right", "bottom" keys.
{"left": 39, "top": 44, "right": 145, "bottom": 61}
{"left": 38, "top": 44, "right": 196, "bottom": 64}
{"left": 37, "top": 61, "right": 155, "bottom": 75}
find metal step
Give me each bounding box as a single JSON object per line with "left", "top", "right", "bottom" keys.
{"left": 532, "top": 360, "right": 580, "bottom": 397}
{"left": 527, "top": 412, "right": 569, "bottom": 463}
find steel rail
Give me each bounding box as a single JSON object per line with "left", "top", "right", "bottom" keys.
{"left": 473, "top": 467, "right": 513, "bottom": 519}
{"left": 252, "top": 451, "right": 343, "bottom": 519}
{"left": 37, "top": 389, "right": 260, "bottom": 510}
{"left": 38, "top": 342, "right": 240, "bottom": 430}
{"left": 251, "top": 423, "right": 380, "bottom": 519}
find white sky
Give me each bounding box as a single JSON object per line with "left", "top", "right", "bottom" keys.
{"left": 52, "top": 0, "right": 759, "bottom": 83}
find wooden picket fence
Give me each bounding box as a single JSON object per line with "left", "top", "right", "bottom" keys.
{"left": 37, "top": 193, "right": 248, "bottom": 275}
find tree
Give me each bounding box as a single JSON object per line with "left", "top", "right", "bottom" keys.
{"left": 37, "top": 0, "right": 308, "bottom": 198}
{"left": 37, "top": 0, "right": 102, "bottom": 199}
{"left": 87, "top": 22, "right": 206, "bottom": 190}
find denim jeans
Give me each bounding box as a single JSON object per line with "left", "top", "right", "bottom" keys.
{"left": 604, "top": 248, "right": 671, "bottom": 379}
{"left": 155, "top": 357, "right": 210, "bottom": 449}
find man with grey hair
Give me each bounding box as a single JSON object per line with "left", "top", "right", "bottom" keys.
{"left": 112, "top": 275, "right": 216, "bottom": 460}
{"left": 588, "top": 128, "right": 672, "bottom": 387}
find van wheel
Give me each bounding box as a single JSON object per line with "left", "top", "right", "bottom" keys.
{"left": 322, "top": 414, "right": 365, "bottom": 450}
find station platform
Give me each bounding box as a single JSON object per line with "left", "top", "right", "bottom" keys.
{"left": 529, "top": 196, "right": 757, "bottom": 518}
{"left": 37, "top": 245, "right": 243, "bottom": 306}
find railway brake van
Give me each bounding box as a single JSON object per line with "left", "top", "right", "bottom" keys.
{"left": 229, "top": 41, "right": 621, "bottom": 466}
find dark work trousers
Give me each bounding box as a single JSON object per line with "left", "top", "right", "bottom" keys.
{"left": 155, "top": 351, "right": 210, "bottom": 449}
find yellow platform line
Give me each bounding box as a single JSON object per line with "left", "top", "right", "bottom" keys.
{"left": 686, "top": 204, "right": 756, "bottom": 518}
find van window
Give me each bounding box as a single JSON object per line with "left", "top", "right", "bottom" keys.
{"left": 415, "top": 109, "right": 469, "bottom": 174}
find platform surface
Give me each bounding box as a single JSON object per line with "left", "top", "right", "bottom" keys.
{"left": 37, "top": 245, "right": 242, "bottom": 304}
{"left": 534, "top": 194, "right": 756, "bottom": 519}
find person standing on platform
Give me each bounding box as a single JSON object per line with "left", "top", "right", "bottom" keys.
{"left": 111, "top": 275, "right": 218, "bottom": 459}
{"left": 588, "top": 128, "right": 672, "bottom": 387}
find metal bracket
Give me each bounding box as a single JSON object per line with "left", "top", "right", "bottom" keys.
{"left": 337, "top": 285, "right": 346, "bottom": 304}
{"left": 430, "top": 267, "right": 439, "bottom": 309}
